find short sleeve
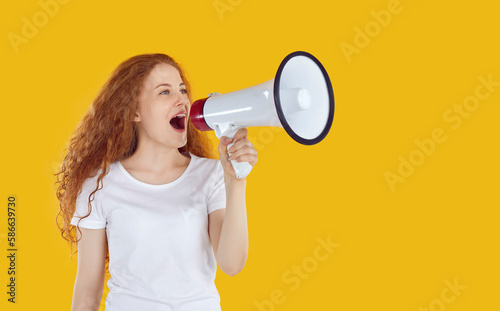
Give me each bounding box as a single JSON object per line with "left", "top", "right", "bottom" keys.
{"left": 207, "top": 161, "right": 226, "bottom": 214}
{"left": 70, "top": 178, "right": 107, "bottom": 229}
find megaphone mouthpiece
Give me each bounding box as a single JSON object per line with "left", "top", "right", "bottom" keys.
{"left": 190, "top": 97, "right": 212, "bottom": 131}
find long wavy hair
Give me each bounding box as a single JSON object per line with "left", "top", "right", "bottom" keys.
{"left": 55, "top": 53, "right": 215, "bottom": 276}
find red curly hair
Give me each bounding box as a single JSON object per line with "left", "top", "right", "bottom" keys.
{"left": 55, "top": 53, "right": 215, "bottom": 276}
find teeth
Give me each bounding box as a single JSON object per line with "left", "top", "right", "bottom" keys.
{"left": 176, "top": 113, "right": 186, "bottom": 118}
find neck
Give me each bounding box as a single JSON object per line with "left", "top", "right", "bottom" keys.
{"left": 123, "top": 140, "right": 189, "bottom": 173}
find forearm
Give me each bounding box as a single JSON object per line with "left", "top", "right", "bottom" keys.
{"left": 216, "top": 175, "right": 249, "bottom": 276}
{"left": 71, "top": 301, "right": 101, "bottom": 311}
{"left": 71, "top": 279, "right": 103, "bottom": 311}
{"left": 71, "top": 294, "right": 102, "bottom": 311}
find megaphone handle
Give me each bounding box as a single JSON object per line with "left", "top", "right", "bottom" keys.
{"left": 215, "top": 125, "right": 253, "bottom": 179}
{"left": 227, "top": 140, "right": 253, "bottom": 179}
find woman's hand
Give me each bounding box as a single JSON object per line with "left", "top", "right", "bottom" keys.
{"left": 218, "top": 128, "right": 258, "bottom": 182}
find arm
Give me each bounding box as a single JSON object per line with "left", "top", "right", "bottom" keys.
{"left": 71, "top": 227, "right": 107, "bottom": 311}
{"left": 209, "top": 179, "right": 248, "bottom": 276}
{"left": 209, "top": 128, "right": 257, "bottom": 276}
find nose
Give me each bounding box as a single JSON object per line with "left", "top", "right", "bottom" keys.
{"left": 174, "top": 92, "right": 187, "bottom": 106}
{"left": 174, "top": 93, "right": 190, "bottom": 113}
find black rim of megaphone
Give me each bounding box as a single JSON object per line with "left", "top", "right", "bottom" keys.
{"left": 273, "top": 51, "right": 335, "bottom": 145}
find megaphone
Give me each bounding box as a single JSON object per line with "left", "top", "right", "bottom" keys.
{"left": 190, "top": 51, "right": 335, "bottom": 179}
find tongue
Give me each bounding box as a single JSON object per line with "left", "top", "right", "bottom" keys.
{"left": 170, "top": 116, "right": 185, "bottom": 130}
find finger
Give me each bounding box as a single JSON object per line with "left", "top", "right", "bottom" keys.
{"left": 230, "top": 153, "right": 258, "bottom": 166}
{"left": 219, "top": 136, "right": 233, "bottom": 147}
{"left": 228, "top": 146, "right": 258, "bottom": 162}
{"left": 218, "top": 136, "right": 234, "bottom": 159}
{"left": 228, "top": 138, "right": 253, "bottom": 154}
{"left": 232, "top": 128, "right": 248, "bottom": 143}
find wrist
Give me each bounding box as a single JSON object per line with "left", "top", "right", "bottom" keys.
{"left": 224, "top": 173, "right": 247, "bottom": 187}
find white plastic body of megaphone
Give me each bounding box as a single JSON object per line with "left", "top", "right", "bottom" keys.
{"left": 190, "top": 51, "right": 335, "bottom": 179}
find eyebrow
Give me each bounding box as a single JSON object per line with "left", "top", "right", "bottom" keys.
{"left": 154, "top": 82, "right": 185, "bottom": 89}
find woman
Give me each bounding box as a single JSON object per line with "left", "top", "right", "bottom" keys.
{"left": 55, "top": 53, "right": 258, "bottom": 311}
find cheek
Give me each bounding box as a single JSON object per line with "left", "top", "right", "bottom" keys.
{"left": 145, "top": 109, "right": 168, "bottom": 128}
{"left": 138, "top": 103, "right": 168, "bottom": 132}
{"left": 140, "top": 98, "right": 166, "bottom": 120}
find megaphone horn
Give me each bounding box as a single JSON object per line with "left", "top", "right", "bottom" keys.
{"left": 190, "top": 51, "right": 335, "bottom": 179}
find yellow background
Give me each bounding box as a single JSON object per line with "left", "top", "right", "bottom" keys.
{"left": 1, "top": 0, "right": 499, "bottom": 310}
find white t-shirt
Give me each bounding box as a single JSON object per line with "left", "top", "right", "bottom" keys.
{"left": 70, "top": 153, "right": 226, "bottom": 311}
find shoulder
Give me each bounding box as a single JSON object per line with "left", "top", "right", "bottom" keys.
{"left": 188, "top": 153, "right": 224, "bottom": 180}
{"left": 190, "top": 153, "right": 221, "bottom": 171}
{"left": 79, "top": 164, "right": 117, "bottom": 194}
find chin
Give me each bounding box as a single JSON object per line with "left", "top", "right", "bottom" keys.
{"left": 177, "top": 139, "right": 188, "bottom": 150}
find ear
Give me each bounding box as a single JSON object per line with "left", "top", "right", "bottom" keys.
{"left": 133, "top": 111, "right": 141, "bottom": 122}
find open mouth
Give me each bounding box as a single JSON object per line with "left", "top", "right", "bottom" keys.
{"left": 169, "top": 113, "right": 186, "bottom": 131}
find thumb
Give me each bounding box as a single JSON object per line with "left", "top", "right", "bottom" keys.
{"left": 221, "top": 136, "right": 233, "bottom": 146}
{"left": 218, "top": 136, "right": 233, "bottom": 155}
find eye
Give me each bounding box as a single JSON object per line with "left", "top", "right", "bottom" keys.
{"left": 160, "top": 89, "right": 170, "bottom": 95}
{"left": 180, "top": 89, "right": 187, "bottom": 94}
